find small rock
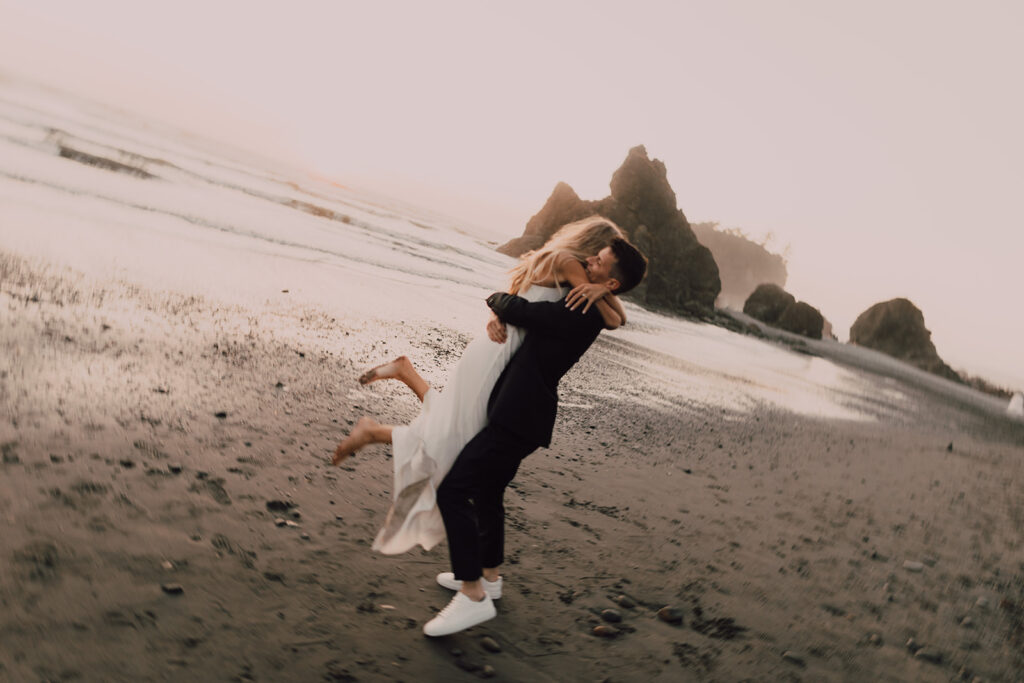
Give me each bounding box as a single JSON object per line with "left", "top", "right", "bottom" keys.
{"left": 214, "top": 411, "right": 227, "bottom": 419}
{"left": 601, "top": 608, "right": 623, "bottom": 623}
{"left": 119, "top": 459, "right": 135, "bottom": 468}
{"left": 481, "top": 664, "right": 496, "bottom": 678}
{"left": 161, "top": 560, "right": 174, "bottom": 570}
{"left": 903, "top": 560, "right": 925, "bottom": 572}
{"left": 592, "top": 625, "right": 620, "bottom": 638}
{"left": 274, "top": 518, "right": 287, "bottom": 527}
{"left": 781, "top": 651, "right": 806, "bottom": 667}
{"left": 480, "top": 636, "right": 501, "bottom": 653}
{"left": 161, "top": 583, "right": 184, "bottom": 595}
{"left": 974, "top": 596, "right": 989, "bottom": 610}
{"left": 455, "top": 658, "right": 480, "bottom": 672}
{"left": 266, "top": 500, "right": 296, "bottom": 512}
{"left": 915, "top": 647, "right": 943, "bottom": 664}
{"left": 905, "top": 638, "right": 922, "bottom": 653}
{"left": 614, "top": 594, "right": 636, "bottom": 608}
{"left": 300, "top": 532, "right": 311, "bottom": 541}
{"left": 168, "top": 463, "right": 183, "bottom": 474}
{"left": 285, "top": 520, "right": 299, "bottom": 527}
{"left": 657, "top": 606, "right": 685, "bottom": 625}
{"left": 867, "top": 633, "right": 883, "bottom": 646}
{"left": 960, "top": 616, "right": 973, "bottom": 628}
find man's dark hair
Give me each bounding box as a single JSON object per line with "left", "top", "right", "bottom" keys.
{"left": 608, "top": 238, "right": 647, "bottom": 294}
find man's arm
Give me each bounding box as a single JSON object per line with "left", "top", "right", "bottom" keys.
{"left": 486, "top": 292, "right": 602, "bottom": 337}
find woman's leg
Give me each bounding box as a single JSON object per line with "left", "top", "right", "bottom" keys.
{"left": 359, "top": 356, "right": 430, "bottom": 402}
{"left": 332, "top": 416, "right": 394, "bottom": 465}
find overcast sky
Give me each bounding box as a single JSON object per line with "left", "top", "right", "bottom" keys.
{"left": 2, "top": 0, "right": 1022, "bottom": 387}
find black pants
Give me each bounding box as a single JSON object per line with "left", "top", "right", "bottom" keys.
{"left": 436, "top": 423, "right": 535, "bottom": 581}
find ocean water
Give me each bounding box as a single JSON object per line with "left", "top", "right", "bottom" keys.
{"left": 0, "top": 77, "right": 999, "bottom": 424}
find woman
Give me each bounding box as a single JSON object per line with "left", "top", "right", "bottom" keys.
{"left": 332, "top": 216, "right": 628, "bottom": 554}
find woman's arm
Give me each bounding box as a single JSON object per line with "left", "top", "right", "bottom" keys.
{"left": 553, "top": 252, "right": 625, "bottom": 329}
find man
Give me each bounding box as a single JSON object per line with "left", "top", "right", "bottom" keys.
{"left": 423, "top": 237, "right": 647, "bottom": 636}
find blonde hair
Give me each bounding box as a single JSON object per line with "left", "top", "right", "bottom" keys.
{"left": 507, "top": 216, "right": 624, "bottom": 295}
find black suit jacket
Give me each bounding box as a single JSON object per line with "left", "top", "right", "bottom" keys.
{"left": 485, "top": 291, "right": 606, "bottom": 449}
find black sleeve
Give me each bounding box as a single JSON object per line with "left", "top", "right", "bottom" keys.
{"left": 486, "top": 292, "right": 602, "bottom": 337}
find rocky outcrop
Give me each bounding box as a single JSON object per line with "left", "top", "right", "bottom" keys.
{"left": 691, "top": 222, "right": 788, "bottom": 310}
{"left": 849, "top": 298, "right": 961, "bottom": 382}
{"left": 776, "top": 301, "right": 825, "bottom": 339}
{"left": 743, "top": 284, "right": 794, "bottom": 325}
{"left": 498, "top": 146, "right": 721, "bottom": 315}
{"left": 743, "top": 284, "right": 824, "bottom": 339}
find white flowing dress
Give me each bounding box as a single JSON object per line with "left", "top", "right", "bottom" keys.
{"left": 372, "top": 285, "right": 563, "bottom": 554}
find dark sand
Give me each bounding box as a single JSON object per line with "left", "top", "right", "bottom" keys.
{"left": 2, "top": 252, "right": 1023, "bottom": 682}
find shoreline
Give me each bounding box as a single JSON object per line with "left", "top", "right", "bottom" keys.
{"left": 2, "top": 252, "right": 1023, "bottom": 682}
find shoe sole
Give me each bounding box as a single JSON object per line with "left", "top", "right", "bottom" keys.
{"left": 423, "top": 606, "right": 496, "bottom": 637}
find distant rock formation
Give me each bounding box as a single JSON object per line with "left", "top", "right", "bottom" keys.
{"left": 743, "top": 284, "right": 824, "bottom": 339}
{"left": 691, "top": 222, "right": 788, "bottom": 310}
{"left": 742, "top": 284, "right": 794, "bottom": 325}
{"left": 777, "top": 301, "right": 825, "bottom": 340}
{"left": 498, "top": 146, "right": 721, "bottom": 315}
{"left": 849, "top": 298, "right": 961, "bottom": 382}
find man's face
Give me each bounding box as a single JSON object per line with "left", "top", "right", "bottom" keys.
{"left": 585, "top": 246, "right": 619, "bottom": 288}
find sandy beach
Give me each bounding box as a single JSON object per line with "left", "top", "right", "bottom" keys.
{"left": 2, "top": 250, "right": 1022, "bottom": 682}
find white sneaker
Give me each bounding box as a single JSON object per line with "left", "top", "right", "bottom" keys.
{"left": 436, "top": 572, "right": 503, "bottom": 600}
{"left": 423, "top": 592, "right": 496, "bottom": 637}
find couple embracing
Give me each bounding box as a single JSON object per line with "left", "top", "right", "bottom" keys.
{"left": 332, "top": 216, "right": 647, "bottom": 636}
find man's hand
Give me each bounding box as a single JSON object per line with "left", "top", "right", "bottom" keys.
{"left": 486, "top": 312, "right": 508, "bottom": 343}
{"left": 566, "top": 283, "right": 611, "bottom": 313}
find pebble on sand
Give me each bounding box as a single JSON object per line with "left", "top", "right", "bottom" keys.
{"left": 614, "top": 594, "right": 637, "bottom": 608}
{"left": 481, "top": 664, "right": 496, "bottom": 678}
{"left": 601, "top": 609, "right": 623, "bottom": 623}
{"left": 902, "top": 560, "right": 925, "bottom": 572}
{"left": 915, "top": 647, "right": 944, "bottom": 664}
{"left": 781, "top": 651, "right": 806, "bottom": 667}
{"left": 480, "top": 636, "right": 501, "bottom": 653}
{"left": 161, "top": 583, "right": 184, "bottom": 595}
{"left": 592, "top": 625, "right": 620, "bottom": 638}
{"left": 657, "top": 606, "right": 685, "bottom": 625}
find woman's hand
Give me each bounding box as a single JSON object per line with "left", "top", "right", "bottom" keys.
{"left": 486, "top": 312, "right": 508, "bottom": 343}
{"left": 565, "top": 283, "right": 611, "bottom": 313}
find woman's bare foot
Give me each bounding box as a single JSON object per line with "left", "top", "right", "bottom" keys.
{"left": 358, "top": 356, "right": 413, "bottom": 385}
{"left": 357, "top": 355, "right": 429, "bottom": 402}
{"left": 332, "top": 416, "right": 380, "bottom": 465}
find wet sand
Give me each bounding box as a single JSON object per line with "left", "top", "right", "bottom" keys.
{"left": 2, "top": 251, "right": 1023, "bottom": 682}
